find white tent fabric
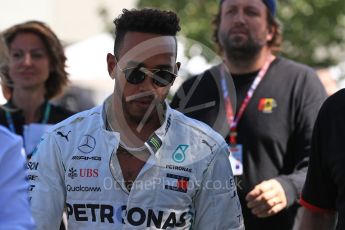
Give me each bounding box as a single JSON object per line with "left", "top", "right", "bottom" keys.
{"left": 65, "top": 33, "right": 114, "bottom": 82}
{"left": 64, "top": 33, "right": 115, "bottom": 105}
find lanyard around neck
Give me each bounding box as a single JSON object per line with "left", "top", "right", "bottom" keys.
{"left": 5, "top": 102, "right": 51, "bottom": 134}
{"left": 221, "top": 55, "right": 275, "bottom": 144}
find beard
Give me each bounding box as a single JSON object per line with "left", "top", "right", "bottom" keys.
{"left": 122, "top": 94, "right": 154, "bottom": 124}
{"left": 114, "top": 79, "right": 168, "bottom": 130}
{"left": 121, "top": 92, "right": 166, "bottom": 127}
{"left": 219, "top": 30, "right": 264, "bottom": 63}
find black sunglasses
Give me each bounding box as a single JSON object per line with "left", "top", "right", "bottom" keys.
{"left": 116, "top": 59, "right": 178, "bottom": 87}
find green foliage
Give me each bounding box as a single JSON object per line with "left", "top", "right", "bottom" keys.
{"left": 137, "top": 0, "right": 220, "bottom": 61}
{"left": 278, "top": 0, "right": 345, "bottom": 66}
{"left": 136, "top": 0, "right": 345, "bottom": 67}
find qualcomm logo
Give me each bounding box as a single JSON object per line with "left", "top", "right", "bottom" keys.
{"left": 172, "top": 145, "right": 189, "bottom": 163}
{"left": 78, "top": 135, "right": 96, "bottom": 154}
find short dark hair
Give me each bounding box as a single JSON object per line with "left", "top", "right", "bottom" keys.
{"left": 113, "top": 8, "right": 181, "bottom": 59}
{"left": 213, "top": 2, "right": 282, "bottom": 53}
{"left": 2, "top": 20, "right": 68, "bottom": 99}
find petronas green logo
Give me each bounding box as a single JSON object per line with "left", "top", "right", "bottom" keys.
{"left": 172, "top": 145, "right": 189, "bottom": 163}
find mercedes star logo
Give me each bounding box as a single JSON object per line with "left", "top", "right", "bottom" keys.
{"left": 78, "top": 135, "right": 96, "bottom": 154}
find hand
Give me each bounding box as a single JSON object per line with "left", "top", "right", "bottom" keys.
{"left": 245, "top": 179, "right": 287, "bottom": 218}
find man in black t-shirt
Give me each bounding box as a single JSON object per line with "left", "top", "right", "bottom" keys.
{"left": 171, "top": 0, "right": 327, "bottom": 229}
{"left": 298, "top": 89, "right": 345, "bottom": 230}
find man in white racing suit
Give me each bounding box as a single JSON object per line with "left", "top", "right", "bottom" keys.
{"left": 28, "top": 8, "right": 244, "bottom": 230}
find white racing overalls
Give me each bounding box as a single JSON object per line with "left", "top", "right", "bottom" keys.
{"left": 29, "top": 98, "right": 244, "bottom": 230}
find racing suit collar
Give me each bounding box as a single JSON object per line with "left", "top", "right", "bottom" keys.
{"left": 145, "top": 100, "right": 172, "bottom": 155}
{"left": 100, "top": 95, "right": 172, "bottom": 155}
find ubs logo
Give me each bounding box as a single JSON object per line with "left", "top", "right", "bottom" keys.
{"left": 67, "top": 168, "right": 99, "bottom": 179}
{"left": 68, "top": 168, "right": 78, "bottom": 179}
{"left": 78, "top": 135, "right": 96, "bottom": 154}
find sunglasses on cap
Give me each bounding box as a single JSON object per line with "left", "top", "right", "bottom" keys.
{"left": 116, "top": 58, "right": 178, "bottom": 87}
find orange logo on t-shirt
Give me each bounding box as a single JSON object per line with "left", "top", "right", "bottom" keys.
{"left": 258, "top": 98, "right": 277, "bottom": 113}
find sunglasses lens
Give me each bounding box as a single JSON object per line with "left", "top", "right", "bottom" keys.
{"left": 122, "top": 67, "right": 176, "bottom": 87}
{"left": 152, "top": 71, "right": 175, "bottom": 87}
{"left": 124, "top": 68, "right": 145, "bottom": 84}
